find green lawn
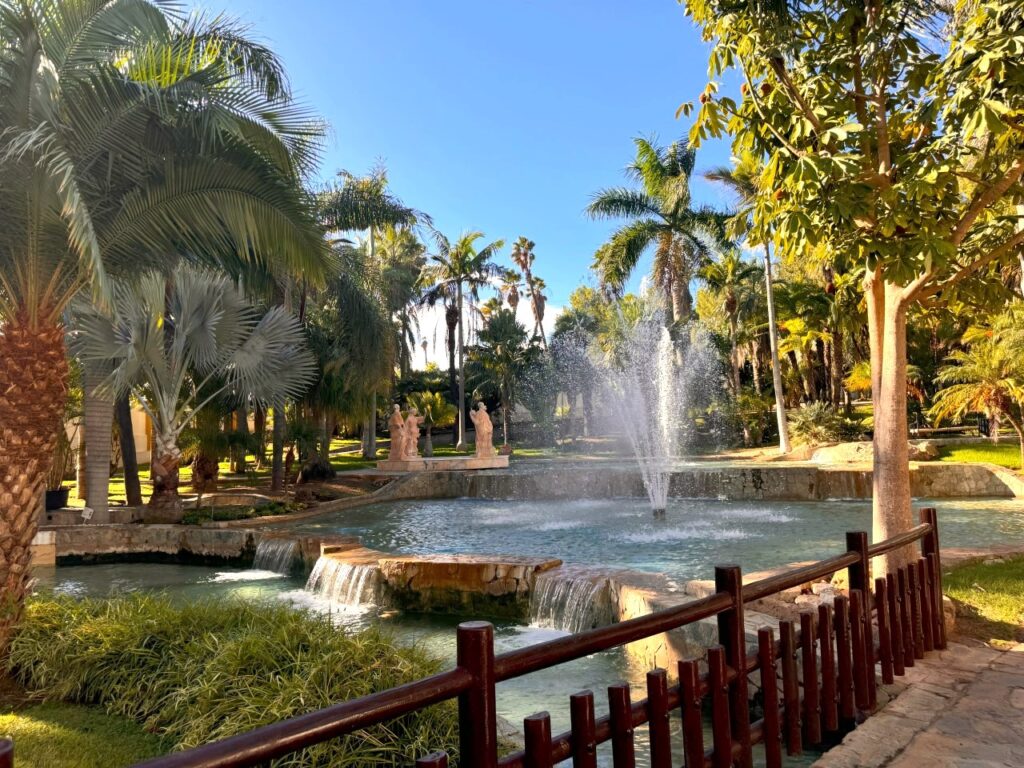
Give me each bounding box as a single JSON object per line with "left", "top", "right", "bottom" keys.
{"left": 935, "top": 442, "right": 1023, "bottom": 470}
{"left": 945, "top": 555, "right": 1024, "bottom": 648}
{"left": 0, "top": 702, "right": 165, "bottom": 767}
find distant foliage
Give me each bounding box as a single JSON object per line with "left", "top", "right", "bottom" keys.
{"left": 9, "top": 596, "right": 459, "bottom": 766}
{"left": 789, "top": 403, "right": 863, "bottom": 445}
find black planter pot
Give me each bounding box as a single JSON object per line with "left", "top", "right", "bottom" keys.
{"left": 45, "top": 487, "right": 70, "bottom": 511}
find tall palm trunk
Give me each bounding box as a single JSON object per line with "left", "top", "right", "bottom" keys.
{"left": 446, "top": 304, "right": 459, "bottom": 407}
{"left": 83, "top": 367, "right": 114, "bottom": 516}
{"left": 728, "top": 314, "right": 741, "bottom": 395}
{"left": 362, "top": 393, "right": 377, "bottom": 459}
{"left": 456, "top": 283, "right": 467, "bottom": 450}
{"left": 115, "top": 394, "right": 143, "bottom": 506}
{"left": 253, "top": 403, "right": 267, "bottom": 468}
{"left": 271, "top": 402, "right": 286, "bottom": 491}
{"left": 0, "top": 314, "right": 69, "bottom": 651}
{"left": 765, "top": 243, "right": 791, "bottom": 452}
{"left": 148, "top": 427, "right": 183, "bottom": 521}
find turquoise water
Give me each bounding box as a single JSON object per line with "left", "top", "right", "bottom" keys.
{"left": 286, "top": 496, "right": 1024, "bottom": 581}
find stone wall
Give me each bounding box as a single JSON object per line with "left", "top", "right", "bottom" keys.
{"left": 376, "top": 461, "right": 1024, "bottom": 503}
{"left": 53, "top": 524, "right": 259, "bottom": 565}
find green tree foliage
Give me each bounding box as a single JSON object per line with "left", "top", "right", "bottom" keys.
{"left": 469, "top": 308, "right": 538, "bottom": 445}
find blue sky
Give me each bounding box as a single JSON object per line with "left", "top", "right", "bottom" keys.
{"left": 211, "top": 0, "right": 735, "bottom": 307}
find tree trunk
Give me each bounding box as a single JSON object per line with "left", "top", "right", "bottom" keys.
{"left": 82, "top": 369, "right": 114, "bottom": 517}
{"left": 502, "top": 397, "right": 510, "bottom": 446}
{"left": 76, "top": 421, "right": 87, "bottom": 500}
{"left": 115, "top": 394, "right": 143, "bottom": 507}
{"left": 456, "top": 284, "right": 467, "bottom": 450}
{"left": 253, "top": 403, "right": 267, "bottom": 468}
{"left": 271, "top": 402, "right": 285, "bottom": 492}
{"left": 867, "top": 275, "right": 914, "bottom": 575}
{"left": 831, "top": 331, "right": 846, "bottom": 409}
{"left": 147, "top": 429, "right": 183, "bottom": 522}
{"left": 362, "top": 392, "right": 377, "bottom": 459}
{"left": 231, "top": 405, "right": 249, "bottom": 473}
{"left": 424, "top": 425, "right": 434, "bottom": 457}
{"left": 728, "top": 315, "right": 741, "bottom": 395}
{"left": 0, "top": 315, "right": 69, "bottom": 652}
{"left": 750, "top": 341, "right": 763, "bottom": 394}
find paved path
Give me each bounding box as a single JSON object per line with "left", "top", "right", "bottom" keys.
{"left": 814, "top": 641, "right": 1024, "bottom": 767}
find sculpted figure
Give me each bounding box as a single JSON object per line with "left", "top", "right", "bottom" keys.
{"left": 387, "top": 404, "right": 405, "bottom": 461}
{"left": 469, "top": 402, "right": 496, "bottom": 458}
{"left": 402, "top": 407, "right": 422, "bottom": 460}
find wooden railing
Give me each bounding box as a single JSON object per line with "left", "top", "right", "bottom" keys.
{"left": 0, "top": 508, "right": 947, "bottom": 767}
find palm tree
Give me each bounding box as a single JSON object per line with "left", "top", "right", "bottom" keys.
{"left": 70, "top": 266, "right": 317, "bottom": 519}
{"left": 698, "top": 251, "right": 761, "bottom": 395}
{"left": 406, "top": 391, "right": 457, "bottom": 457}
{"left": 704, "top": 152, "right": 791, "bottom": 452}
{"left": 587, "top": 137, "right": 724, "bottom": 324}
{"left": 510, "top": 237, "right": 548, "bottom": 347}
{"left": 377, "top": 226, "right": 427, "bottom": 378}
{"left": 0, "top": 1, "right": 325, "bottom": 643}
{"left": 930, "top": 330, "right": 1024, "bottom": 469}
{"left": 502, "top": 269, "right": 522, "bottom": 313}
{"left": 420, "top": 231, "right": 505, "bottom": 448}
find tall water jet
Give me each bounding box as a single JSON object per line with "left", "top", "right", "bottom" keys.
{"left": 305, "top": 556, "right": 379, "bottom": 607}
{"left": 252, "top": 538, "right": 298, "bottom": 574}
{"left": 592, "top": 306, "right": 720, "bottom": 513}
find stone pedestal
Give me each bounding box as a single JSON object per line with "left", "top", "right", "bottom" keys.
{"left": 376, "top": 455, "right": 510, "bottom": 472}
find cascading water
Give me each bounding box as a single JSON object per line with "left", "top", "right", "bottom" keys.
{"left": 252, "top": 538, "right": 299, "bottom": 574}
{"left": 529, "top": 567, "right": 613, "bottom": 634}
{"left": 593, "top": 306, "right": 720, "bottom": 513}
{"left": 305, "top": 556, "right": 379, "bottom": 606}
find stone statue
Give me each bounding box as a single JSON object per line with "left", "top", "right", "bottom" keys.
{"left": 469, "top": 402, "right": 496, "bottom": 458}
{"left": 402, "top": 407, "right": 422, "bottom": 460}
{"left": 387, "top": 404, "right": 405, "bottom": 461}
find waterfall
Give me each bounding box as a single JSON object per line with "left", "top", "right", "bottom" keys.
{"left": 305, "top": 556, "right": 379, "bottom": 606}
{"left": 253, "top": 538, "right": 298, "bottom": 574}
{"left": 529, "top": 567, "right": 612, "bottom": 634}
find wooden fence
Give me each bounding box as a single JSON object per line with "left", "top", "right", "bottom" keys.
{"left": 1, "top": 508, "right": 946, "bottom": 767}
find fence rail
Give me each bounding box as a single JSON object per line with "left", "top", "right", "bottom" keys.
{"left": 0, "top": 508, "right": 947, "bottom": 767}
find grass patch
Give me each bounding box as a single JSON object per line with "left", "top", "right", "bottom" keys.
{"left": 180, "top": 501, "right": 296, "bottom": 525}
{"left": 945, "top": 555, "right": 1024, "bottom": 648}
{"left": 935, "top": 441, "right": 1023, "bottom": 470}
{"left": 9, "top": 595, "right": 458, "bottom": 765}
{"left": 0, "top": 701, "right": 165, "bottom": 767}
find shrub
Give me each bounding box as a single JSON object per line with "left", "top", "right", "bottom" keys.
{"left": 8, "top": 595, "right": 459, "bottom": 766}
{"left": 789, "top": 402, "right": 864, "bottom": 445}
{"left": 181, "top": 501, "right": 295, "bottom": 525}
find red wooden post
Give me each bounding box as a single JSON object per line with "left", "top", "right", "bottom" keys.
{"left": 757, "top": 628, "right": 783, "bottom": 768}
{"left": 715, "top": 565, "right": 753, "bottom": 768}
{"left": 885, "top": 572, "right": 905, "bottom": 676}
{"left": 845, "top": 531, "right": 876, "bottom": 709}
{"left": 416, "top": 753, "right": 448, "bottom": 767}
{"left": 874, "top": 577, "right": 894, "bottom": 685}
{"left": 918, "top": 558, "right": 935, "bottom": 652}
{"left": 646, "top": 670, "right": 672, "bottom": 768}
{"left": 834, "top": 595, "right": 855, "bottom": 720}
{"left": 921, "top": 507, "right": 947, "bottom": 649}
{"left": 907, "top": 563, "right": 924, "bottom": 659}
{"left": 817, "top": 604, "right": 838, "bottom": 732}
{"left": 524, "top": 713, "right": 554, "bottom": 768}
{"left": 800, "top": 611, "right": 821, "bottom": 746}
{"left": 849, "top": 590, "right": 871, "bottom": 713}
{"left": 678, "top": 659, "right": 704, "bottom": 768}
{"left": 457, "top": 621, "right": 498, "bottom": 768}
{"left": 708, "top": 646, "right": 733, "bottom": 768}
{"left": 897, "top": 567, "right": 915, "bottom": 668}
{"left": 569, "top": 691, "right": 598, "bottom": 768}
{"left": 779, "top": 621, "right": 801, "bottom": 756}
{"left": 608, "top": 683, "right": 636, "bottom": 768}
{"left": 0, "top": 740, "right": 11, "bottom": 768}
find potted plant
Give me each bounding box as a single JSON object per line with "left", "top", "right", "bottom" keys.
{"left": 45, "top": 427, "right": 75, "bottom": 510}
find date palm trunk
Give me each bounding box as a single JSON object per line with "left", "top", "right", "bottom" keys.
{"left": 456, "top": 283, "right": 467, "bottom": 450}
{"left": 115, "top": 394, "right": 143, "bottom": 507}
{"left": 271, "top": 402, "right": 285, "bottom": 492}
{"left": 147, "top": 429, "right": 183, "bottom": 522}
{"left": 866, "top": 275, "right": 914, "bottom": 575}
{"left": 0, "top": 314, "right": 69, "bottom": 653}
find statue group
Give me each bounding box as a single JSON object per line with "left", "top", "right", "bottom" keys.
{"left": 387, "top": 402, "right": 495, "bottom": 461}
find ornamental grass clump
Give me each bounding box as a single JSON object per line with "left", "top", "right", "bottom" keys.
{"left": 8, "top": 595, "right": 459, "bottom": 766}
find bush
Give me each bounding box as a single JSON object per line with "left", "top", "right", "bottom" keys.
{"left": 181, "top": 501, "right": 294, "bottom": 525}
{"left": 789, "top": 402, "right": 864, "bottom": 445}
{"left": 8, "top": 595, "right": 459, "bottom": 766}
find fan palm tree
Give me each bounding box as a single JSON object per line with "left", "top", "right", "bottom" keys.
{"left": 70, "top": 267, "right": 317, "bottom": 518}
{"left": 510, "top": 237, "right": 548, "bottom": 347}
{"left": 704, "top": 152, "right": 792, "bottom": 452}
{"left": 930, "top": 330, "right": 1024, "bottom": 469}
{"left": 587, "top": 137, "right": 724, "bottom": 324}
{"left": 699, "top": 251, "right": 762, "bottom": 395}
{"left": 420, "top": 231, "right": 505, "bottom": 448}
{"left": 0, "top": 0, "right": 325, "bottom": 643}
